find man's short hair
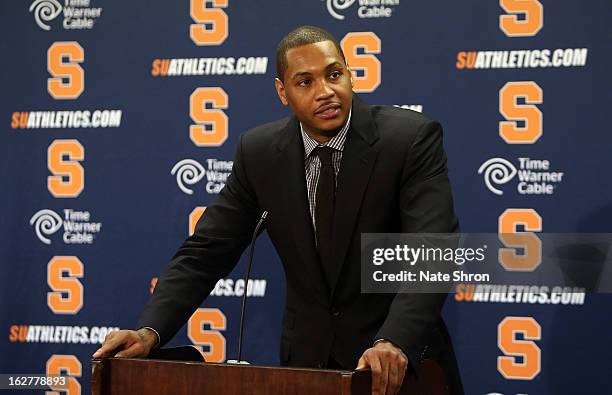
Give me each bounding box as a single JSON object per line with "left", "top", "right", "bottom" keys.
{"left": 275, "top": 25, "right": 347, "bottom": 82}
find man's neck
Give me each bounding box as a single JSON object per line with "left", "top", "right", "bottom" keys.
{"left": 300, "top": 107, "right": 352, "bottom": 145}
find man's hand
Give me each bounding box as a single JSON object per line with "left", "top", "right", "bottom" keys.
{"left": 356, "top": 340, "right": 409, "bottom": 395}
{"left": 92, "top": 328, "right": 157, "bottom": 359}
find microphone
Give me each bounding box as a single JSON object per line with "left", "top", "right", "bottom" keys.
{"left": 227, "top": 210, "right": 268, "bottom": 364}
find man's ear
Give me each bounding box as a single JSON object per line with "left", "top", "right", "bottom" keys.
{"left": 274, "top": 78, "right": 289, "bottom": 107}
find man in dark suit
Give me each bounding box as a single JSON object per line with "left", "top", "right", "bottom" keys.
{"left": 94, "top": 26, "right": 462, "bottom": 395}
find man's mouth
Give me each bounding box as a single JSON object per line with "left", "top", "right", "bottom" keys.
{"left": 315, "top": 103, "right": 341, "bottom": 119}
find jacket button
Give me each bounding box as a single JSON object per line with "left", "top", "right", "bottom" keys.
{"left": 331, "top": 309, "right": 340, "bottom": 317}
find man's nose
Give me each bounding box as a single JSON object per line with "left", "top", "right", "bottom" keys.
{"left": 314, "top": 78, "right": 334, "bottom": 100}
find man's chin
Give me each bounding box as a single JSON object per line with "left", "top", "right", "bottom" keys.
{"left": 315, "top": 115, "right": 347, "bottom": 132}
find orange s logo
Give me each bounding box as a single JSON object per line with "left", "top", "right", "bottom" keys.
{"left": 47, "top": 256, "right": 84, "bottom": 315}
{"left": 499, "top": 81, "right": 543, "bottom": 144}
{"left": 47, "top": 42, "right": 85, "bottom": 100}
{"left": 498, "top": 209, "right": 542, "bottom": 271}
{"left": 46, "top": 354, "right": 81, "bottom": 395}
{"left": 188, "top": 308, "right": 226, "bottom": 362}
{"left": 189, "top": 207, "right": 207, "bottom": 236}
{"left": 48, "top": 139, "right": 85, "bottom": 198}
{"left": 190, "top": 0, "right": 228, "bottom": 46}
{"left": 499, "top": 0, "right": 543, "bottom": 37}
{"left": 497, "top": 316, "right": 541, "bottom": 380}
{"left": 341, "top": 32, "right": 381, "bottom": 93}
{"left": 190, "top": 87, "right": 229, "bottom": 146}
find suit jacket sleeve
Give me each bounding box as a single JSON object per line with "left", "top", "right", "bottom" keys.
{"left": 375, "top": 119, "right": 459, "bottom": 365}
{"left": 137, "top": 134, "right": 260, "bottom": 346}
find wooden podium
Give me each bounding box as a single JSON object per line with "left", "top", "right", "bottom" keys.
{"left": 91, "top": 357, "right": 448, "bottom": 395}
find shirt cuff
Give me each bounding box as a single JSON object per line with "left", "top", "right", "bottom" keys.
{"left": 373, "top": 338, "right": 409, "bottom": 362}
{"left": 139, "top": 326, "right": 160, "bottom": 349}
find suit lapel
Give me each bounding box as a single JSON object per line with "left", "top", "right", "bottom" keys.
{"left": 329, "top": 95, "right": 379, "bottom": 297}
{"left": 276, "top": 117, "right": 331, "bottom": 300}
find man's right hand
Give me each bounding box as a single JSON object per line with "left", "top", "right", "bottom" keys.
{"left": 92, "top": 328, "right": 157, "bottom": 359}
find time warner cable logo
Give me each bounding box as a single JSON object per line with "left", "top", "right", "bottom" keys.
{"left": 29, "top": 0, "right": 103, "bottom": 31}
{"left": 29, "top": 209, "right": 62, "bottom": 244}
{"left": 30, "top": 208, "right": 102, "bottom": 244}
{"left": 172, "top": 158, "right": 232, "bottom": 195}
{"left": 326, "top": 0, "right": 399, "bottom": 20}
{"left": 29, "top": 0, "right": 62, "bottom": 30}
{"left": 478, "top": 157, "right": 565, "bottom": 196}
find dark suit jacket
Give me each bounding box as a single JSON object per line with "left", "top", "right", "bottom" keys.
{"left": 139, "top": 94, "right": 463, "bottom": 393}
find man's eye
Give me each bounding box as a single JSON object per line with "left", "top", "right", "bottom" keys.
{"left": 298, "top": 79, "right": 311, "bottom": 86}
{"left": 330, "top": 71, "right": 342, "bottom": 79}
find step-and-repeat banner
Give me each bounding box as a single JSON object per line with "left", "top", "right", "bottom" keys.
{"left": 2, "top": 1, "right": 611, "bottom": 394}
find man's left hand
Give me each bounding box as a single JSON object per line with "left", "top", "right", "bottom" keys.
{"left": 356, "top": 340, "right": 409, "bottom": 395}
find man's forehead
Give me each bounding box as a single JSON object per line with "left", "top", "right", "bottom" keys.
{"left": 285, "top": 42, "right": 344, "bottom": 75}
{"left": 285, "top": 41, "right": 342, "bottom": 64}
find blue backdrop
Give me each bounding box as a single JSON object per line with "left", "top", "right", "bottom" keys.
{"left": 1, "top": 1, "right": 611, "bottom": 394}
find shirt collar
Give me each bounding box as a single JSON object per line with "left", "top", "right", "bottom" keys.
{"left": 300, "top": 107, "right": 352, "bottom": 159}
